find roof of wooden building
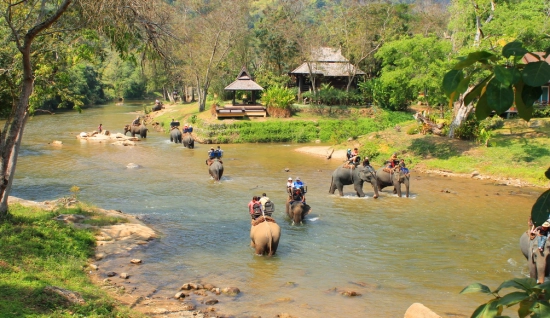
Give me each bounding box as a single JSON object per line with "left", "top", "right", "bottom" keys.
{"left": 224, "top": 67, "right": 264, "bottom": 91}
{"left": 290, "top": 47, "right": 366, "bottom": 76}
{"left": 522, "top": 52, "right": 550, "bottom": 64}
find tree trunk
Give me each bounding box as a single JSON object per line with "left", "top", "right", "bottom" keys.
{"left": 448, "top": 86, "right": 475, "bottom": 138}
{"left": 0, "top": 0, "right": 72, "bottom": 217}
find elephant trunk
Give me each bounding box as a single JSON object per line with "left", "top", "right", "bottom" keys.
{"left": 405, "top": 179, "right": 410, "bottom": 198}
{"left": 372, "top": 180, "right": 379, "bottom": 199}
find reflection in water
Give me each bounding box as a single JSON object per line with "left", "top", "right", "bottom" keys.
{"left": 11, "top": 103, "right": 543, "bottom": 317}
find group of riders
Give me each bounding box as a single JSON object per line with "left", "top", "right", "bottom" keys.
{"left": 205, "top": 146, "right": 223, "bottom": 166}
{"left": 345, "top": 147, "right": 409, "bottom": 175}
{"left": 248, "top": 176, "right": 308, "bottom": 221}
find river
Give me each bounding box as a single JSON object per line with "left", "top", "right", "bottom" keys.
{"left": 11, "top": 101, "right": 543, "bottom": 317}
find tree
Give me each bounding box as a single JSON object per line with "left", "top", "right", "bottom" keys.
{"left": 0, "top": 0, "right": 170, "bottom": 218}
{"left": 374, "top": 35, "right": 452, "bottom": 110}
{"left": 175, "top": 0, "right": 249, "bottom": 112}
{"left": 443, "top": 42, "right": 550, "bottom": 138}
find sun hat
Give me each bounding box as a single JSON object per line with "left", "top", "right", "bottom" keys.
{"left": 288, "top": 177, "right": 292, "bottom": 181}
{"left": 543, "top": 221, "right": 550, "bottom": 227}
{"left": 296, "top": 177, "right": 300, "bottom": 180}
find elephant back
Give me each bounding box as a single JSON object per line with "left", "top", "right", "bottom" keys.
{"left": 251, "top": 215, "right": 276, "bottom": 226}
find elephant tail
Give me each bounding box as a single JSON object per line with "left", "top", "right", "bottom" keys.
{"left": 329, "top": 176, "right": 333, "bottom": 193}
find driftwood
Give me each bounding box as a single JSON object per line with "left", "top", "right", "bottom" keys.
{"left": 413, "top": 112, "right": 445, "bottom": 136}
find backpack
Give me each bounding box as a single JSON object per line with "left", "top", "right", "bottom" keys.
{"left": 253, "top": 202, "right": 262, "bottom": 215}
{"left": 264, "top": 200, "right": 274, "bottom": 213}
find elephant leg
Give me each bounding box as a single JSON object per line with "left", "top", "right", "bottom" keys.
{"left": 329, "top": 178, "right": 336, "bottom": 194}
{"left": 336, "top": 184, "right": 344, "bottom": 196}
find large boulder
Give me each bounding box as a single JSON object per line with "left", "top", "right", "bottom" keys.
{"left": 404, "top": 303, "right": 441, "bottom": 318}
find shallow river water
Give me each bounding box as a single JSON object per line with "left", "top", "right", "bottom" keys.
{"left": 11, "top": 102, "right": 544, "bottom": 317}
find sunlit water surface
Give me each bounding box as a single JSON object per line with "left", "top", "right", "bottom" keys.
{"left": 11, "top": 102, "right": 541, "bottom": 317}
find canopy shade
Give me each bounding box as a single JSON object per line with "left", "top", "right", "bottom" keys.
{"left": 224, "top": 67, "right": 264, "bottom": 91}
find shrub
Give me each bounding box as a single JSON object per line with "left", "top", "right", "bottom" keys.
{"left": 454, "top": 115, "right": 479, "bottom": 140}
{"left": 479, "top": 116, "right": 504, "bottom": 131}
{"left": 533, "top": 106, "right": 550, "bottom": 118}
{"left": 407, "top": 125, "right": 420, "bottom": 135}
{"left": 261, "top": 86, "right": 296, "bottom": 118}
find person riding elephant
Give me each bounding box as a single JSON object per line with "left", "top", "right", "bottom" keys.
{"left": 285, "top": 198, "right": 311, "bottom": 225}
{"left": 124, "top": 124, "right": 148, "bottom": 138}
{"left": 329, "top": 165, "right": 379, "bottom": 198}
{"left": 375, "top": 166, "right": 410, "bottom": 197}
{"left": 208, "top": 158, "right": 224, "bottom": 181}
{"left": 183, "top": 133, "right": 194, "bottom": 149}
{"left": 520, "top": 231, "right": 550, "bottom": 284}
{"left": 250, "top": 217, "right": 281, "bottom": 256}
{"left": 170, "top": 127, "right": 182, "bottom": 143}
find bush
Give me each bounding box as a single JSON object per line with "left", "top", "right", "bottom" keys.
{"left": 407, "top": 125, "right": 420, "bottom": 135}
{"left": 261, "top": 86, "right": 296, "bottom": 118}
{"left": 454, "top": 115, "right": 480, "bottom": 140}
{"left": 479, "top": 116, "right": 504, "bottom": 131}
{"left": 533, "top": 106, "right": 550, "bottom": 118}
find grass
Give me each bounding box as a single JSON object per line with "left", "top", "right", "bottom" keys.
{"left": 0, "top": 203, "right": 139, "bottom": 317}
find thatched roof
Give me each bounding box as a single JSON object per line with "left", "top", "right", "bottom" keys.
{"left": 224, "top": 67, "right": 264, "bottom": 91}
{"left": 290, "top": 47, "right": 366, "bottom": 76}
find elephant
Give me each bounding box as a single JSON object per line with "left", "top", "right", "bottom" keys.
{"left": 170, "top": 128, "right": 182, "bottom": 143}
{"left": 285, "top": 200, "right": 311, "bottom": 225}
{"left": 375, "top": 167, "right": 410, "bottom": 197}
{"left": 329, "top": 165, "right": 379, "bottom": 198}
{"left": 250, "top": 218, "right": 281, "bottom": 256}
{"left": 183, "top": 134, "right": 195, "bottom": 149}
{"left": 124, "top": 124, "right": 148, "bottom": 138}
{"left": 208, "top": 159, "right": 223, "bottom": 181}
{"left": 520, "top": 231, "right": 550, "bottom": 284}
{"left": 152, "top": 103, "right": 163, "bottom": 112}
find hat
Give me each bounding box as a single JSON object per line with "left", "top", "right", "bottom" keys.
{"left": 210, "top": 147, "right": 214, "bottom": 150}
{"left": 296, "top": 177, "right": 300, "bottom": 180}
{"left": 543, "top": 222, "right": 550, "bottom": 227}
{"left": 295, "top": 188, "right": 301, "bottom": 192}
{"left": 288, "top": 177, "right": 292, "bottom": 181}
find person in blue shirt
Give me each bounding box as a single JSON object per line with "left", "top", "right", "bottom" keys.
{"left": 293, "top": 177, "right": 305, "bottom": 193}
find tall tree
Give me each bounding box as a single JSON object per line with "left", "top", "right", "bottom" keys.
{"left": 175, "top": 0, "right": 249, "bottom": 112}
{"left": 0, "top": 0, "right": 170, "bottom": 217}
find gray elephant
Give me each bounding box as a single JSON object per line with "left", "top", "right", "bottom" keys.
{"left": 285, "top": 200, "right": 311, "bottom": 225}
{"left": 375, "top": 167, "right": 410, "bottom": 197}
{"left": 183, "top": 134, "right": 194, "bottom": 149}
{"left": 124, "top": 124, "right": 148, "bottom": 138}
{"left": 170, "top": 128, "right": 182, "bottom": 143}
{"left": 250, "top": 218, "right": 281, "bottom": 256}
{"left": 329, "top": 165, "right": 379, "bottom": 198}
{"left": 520, "top": 231, "right": 550, "bottom": 284}
{"left": 208, "top": 159, "right": 223, "bottom": 181}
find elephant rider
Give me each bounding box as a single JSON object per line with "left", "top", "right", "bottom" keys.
{"left": 388, "top": 153, "right": 399, "bottom": 168}
{"left": 259, "top": 193, "right": 274, "bottom": 217}
{"left": 249, "top": 196, "right": 264, "bottom": 220}
{"left": 535, "top": 221, "right": 550, "bottom": 253}
{"left": 349, "top": 148, "right": 360, "bottom": 166}
{"left": 290, "top": 187, "right": 306, "bottom": 205}
{"left": 399, "top": 159, "right": 410, "bottom": 174}
{"left": 363, "top": 157, "right": 375, "bottom": 173}
{"left": 286, "top": 177, "right": 293, "bottom": 195}
{"left": 293, "top": 177, "right": 306, "bottom": 194}
{"left": 132, "top": 116, "right": 140, "bottom": 126}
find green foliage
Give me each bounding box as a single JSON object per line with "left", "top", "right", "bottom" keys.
{"left": 200, "top": 110, "right": 410, "bottom": 143}
{"left": 443, "top": 42, "right": 550, "bottom": 122}
{"left": 0, "top": 204, "right": 137, "bottom": 317}
{"left": 531, "top": 189, "right": 550, "bottom": 228}
{"left": 462, "top": 272, "right": 550, "bottom": 317}
{"left": 453, "top": 114, "right": 480, "bottom": 140}
{"left": 407, "top": 125, "right": 421, "bottom": 135}
{"left": 479, "top": 116, "right": 505, "bottom": 131}
{"left": 261, "top": 85, "right": 296, "bottom": 117}
{"left": 373, "top": 35, "right": 452, "bottom": 110}
{"left": 190, "top": 115, "right": 198, "bottom": 124}
{"left": 533, "top": 107, "right": 550, "bottom": 118}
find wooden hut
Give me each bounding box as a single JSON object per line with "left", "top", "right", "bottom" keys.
{"left": 289, "top": 47, "right": 366, "bottom": 99}
{"left": 216, "top": 67, "right": 266, "bottom": 118}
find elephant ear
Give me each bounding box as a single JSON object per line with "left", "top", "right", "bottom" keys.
{"left": 532, "top": 189, "right": 550, "bottom": 227}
